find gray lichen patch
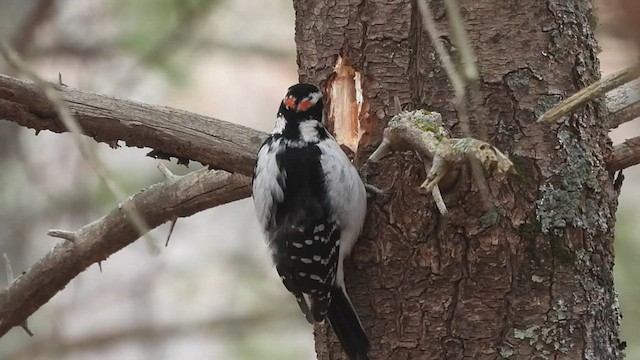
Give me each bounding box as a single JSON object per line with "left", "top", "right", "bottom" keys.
{"left": 535, "top": 130, "right": 609, "bottom": 236}
{"left": 509, "top": 301, "right": 575, "bottom": 358}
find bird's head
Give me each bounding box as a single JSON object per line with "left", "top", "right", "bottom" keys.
{"left": 280, "top": 83, "right": 324, "bottom": 120}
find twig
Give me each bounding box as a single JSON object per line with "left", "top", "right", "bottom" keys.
{"left": 538, "top": 64, "right": 640, "bottom": 123}
{"left": 0, "top": 169, "right": 251, "bottom": 337}
{"left": 0, "top": 43, "right": 156, "bottom": 249}
{"left": 443, "top": 0, "right": 478, "bottom": 82}
{"left": 48, "top": 229, "right": 78, "bottom": 243}
{"left": 416, "top": 0, "right": 465, "bottom": 101}
{"left": 431, "top": 185, "right": 448, "bottom": 215}
{"left": 165, "top": 218, "right": 178, "bottom": 247}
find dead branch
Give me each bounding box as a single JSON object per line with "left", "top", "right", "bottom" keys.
{"left": 0, "top": 73, "right": 266, "bottom": 177}
{"left": 369, "top": 110, "right": 514, "bottom": 214}
{"left": 538, "top": 64, "right": 640, "bottom": 123}
{"left": 606, "top": 79, "right": 640, "bottom": 128}
{"left": 0, "top": 169, "right": 251, "bottom": 337}
{"left": 609, "top": 137, "right": 640, "bottom": 172}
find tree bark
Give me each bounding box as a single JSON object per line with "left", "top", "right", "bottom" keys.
{"left": 294, "top": 0, "right": 622, "bottom": 359}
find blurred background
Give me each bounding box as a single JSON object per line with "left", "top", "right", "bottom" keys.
{"left": 0, "top": 1, "right": 638, "bottom": 359}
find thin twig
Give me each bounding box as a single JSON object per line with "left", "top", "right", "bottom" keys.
{"left": 165, "top": 218, "right": 178, "bottom": 247}
{"left": 416, "top": 0, "right": 465, "bottom": 102}
{"left": 48, "top": 229, "right": 78, "bottom": 243}
{"left": 538, "top": 64, "right": 640, "bottom": 123}
{"left": 443, "top": 0, "right": 478, "bottom": 82}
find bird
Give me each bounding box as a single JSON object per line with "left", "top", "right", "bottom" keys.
{"left": 252, "top": 83, "right": 370, "bottom": 360}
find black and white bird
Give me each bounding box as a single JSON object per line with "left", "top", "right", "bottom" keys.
{"left": 252, "top": 83, "right": 369, "bottom": 360}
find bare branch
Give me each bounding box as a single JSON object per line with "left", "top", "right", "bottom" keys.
{"left": 606, "top": 79, "right": 640, "bottom": 128}
{"left": 608, "top": 137, "right": 640, "bottom": 172}
{"left": 0, "top": 169, "right": 251, "bottom": 337}
{"left": 538, "top": 64, "right": 640, "bottom": 123}
{"left": 0, "top": 73, "right": 266, "bottom": 177}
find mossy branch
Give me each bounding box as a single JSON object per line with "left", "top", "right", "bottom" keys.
{"left": 369, "top": 110, "right": 514, "bottom": 214}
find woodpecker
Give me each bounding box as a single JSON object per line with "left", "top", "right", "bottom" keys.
{"left": 252, "top": 83, "right": 369, "bottom": 360}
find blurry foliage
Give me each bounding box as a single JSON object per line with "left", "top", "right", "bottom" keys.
{"left": 614, "top": 209, "right": 640, "bottom": 357}
{"left": 110, "top": 0, "right": 220, "bottom": 82}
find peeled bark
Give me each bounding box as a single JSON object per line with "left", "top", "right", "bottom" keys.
{"left": 293, "top": 0, "right": 622, "bottom": 359}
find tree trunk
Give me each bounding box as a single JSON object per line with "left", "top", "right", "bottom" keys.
{"left": 293, "top": 0, "right": 623, "bottom": 359}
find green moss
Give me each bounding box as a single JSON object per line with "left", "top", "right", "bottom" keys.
{"left": 415, "top": 118, "right": 444, "bottom": 141}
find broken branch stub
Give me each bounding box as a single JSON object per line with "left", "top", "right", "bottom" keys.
{"left": 368, "top": 110, "right": 514, "bottom": 213}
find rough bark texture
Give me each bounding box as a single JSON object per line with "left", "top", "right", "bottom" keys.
{"left": 294, "top": 1, "right": 622, "bottom": 359}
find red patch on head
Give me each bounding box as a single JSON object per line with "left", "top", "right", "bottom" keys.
{"left": 284, "top": 96, "right": 296, "bottom": 109}
{"left": 297, "top": 100, "right": 313, "bottom": 112}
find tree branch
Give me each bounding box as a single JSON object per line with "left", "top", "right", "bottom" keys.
{"left": 609, "top": 137, "right": 640, "bottom": 172}
{"left": 537, "top": 64, "right": 640, "bottom": 123}
{"left": 0, "top": 73, "right": 266, "bottom": 176}
{"left": 0, "top": 169, "right": 251, "bottom": 337}
{"left": 606, "top": 79, "right": 640, "bottom": 128}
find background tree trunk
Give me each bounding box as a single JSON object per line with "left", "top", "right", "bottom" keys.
{"left": 293, "top": 0, "right": 623, "bottom": 359}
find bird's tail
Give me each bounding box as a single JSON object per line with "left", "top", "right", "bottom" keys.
{"left": 327, "top": 286, "right": 370, "bottom": 360}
